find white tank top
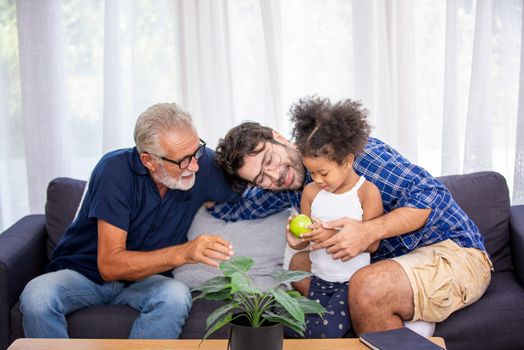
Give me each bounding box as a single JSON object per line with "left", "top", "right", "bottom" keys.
{"left": 310, "top": 176, "right": 371, "bottom": 282}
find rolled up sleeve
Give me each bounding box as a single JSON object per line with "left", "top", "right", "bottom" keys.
{"left": 394, "top": 177, "right": 451, "bottom": 250}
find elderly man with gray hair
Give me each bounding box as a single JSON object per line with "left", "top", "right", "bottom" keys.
{"left": 20, "top": 103, "right": 245, "bottom": 339}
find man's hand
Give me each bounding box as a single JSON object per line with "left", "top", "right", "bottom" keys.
{"left": 183, "top": 235, "right": 234, "bottom": 267}
{"left": 311, "top": 217, "right": 377, "bottom": 261}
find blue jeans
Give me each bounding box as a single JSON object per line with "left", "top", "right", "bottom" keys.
{"left": 20, "top": 269, "right": 192, "bottom": 339}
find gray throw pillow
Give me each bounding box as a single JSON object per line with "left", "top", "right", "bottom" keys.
{"left": 45, "top": 177, "right": 87, "bottom": 260}
{"left": 173, "top": 206, "right": 290, "bottom": 291}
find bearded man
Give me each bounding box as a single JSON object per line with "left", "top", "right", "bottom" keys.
{"left": 20, "top": 103, "right": 246, "bottom": 339}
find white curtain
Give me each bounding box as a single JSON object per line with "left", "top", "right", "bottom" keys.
{"left": 173, "top": 0, "right": 284, "bottom": 146}
{"left": 0, "top": 0, "right": 522, "bottom": 231}
{"left": 351, "top": 0, "right": 418, "bottom": 162}
{"left": 15, "top": 0, "right": 71, "bottom": 214}
{"left": 463, "top": 0, "right": 493, "bottom": 173}
{"left": 173, "top": 0, "right": 237, "bottom": 146}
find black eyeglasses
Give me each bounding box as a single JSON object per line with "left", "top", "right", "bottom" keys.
{"left": 252, "top": 143, "right": 282, "bottom": 188}
{"left": 148, "top": 139, "right": 206, "bottom": 170}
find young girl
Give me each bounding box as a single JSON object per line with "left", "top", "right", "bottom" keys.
{"left": 286, "top": 97, "right": 383, "bottom": 338}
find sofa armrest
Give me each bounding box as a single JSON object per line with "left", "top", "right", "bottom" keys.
{"left": 0, "top": 215, "right": 47, "bottom": 350}
{"left": 510, "top": 205, "right": 524, "bottom": 288}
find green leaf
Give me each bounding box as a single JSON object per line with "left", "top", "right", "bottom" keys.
{"left": 262, "top": 310, "right": 305, "bottom": 336}
{"left": 270, "top": 288, "right": 304, "bottom": 324}
{"left": 192, "top": 276, "right": 231, "bottom": 296}
{"left": 297, "top": 296, "right": 326, "bottom": 315}
{"left": 197, "top": 288, "right": 232, "bottom": 301}
{"left": 286, "top": 290, "right": 303, "bottom": 298}
{"left": 230, "top": 272, "right": 259, "bottom": 295}
{"left": 203, "top": 311, "right": 234, "bottom": 340}
{"left": 206, "top": 303, "right": 239, "bottom": 328}
{"left": 271, "top": 269, "right": 312, "bottom": 285}
{"left": 219, "top": 256, "right": 255, "bottom": 277}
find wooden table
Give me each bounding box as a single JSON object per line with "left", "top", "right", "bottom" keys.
{"left": 8, "top": 337, "right": 446, "bottom": 349}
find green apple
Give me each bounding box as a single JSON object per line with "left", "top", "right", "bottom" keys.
{"left": 289, "top": 214, "right": 313, "bottom": 238}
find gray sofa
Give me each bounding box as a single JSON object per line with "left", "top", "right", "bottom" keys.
{"left": 0, "top": 171, "right": 523, "bottom": 350}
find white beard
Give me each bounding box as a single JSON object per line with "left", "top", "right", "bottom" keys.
{"left": 154, "top": 163, "right": 196, "bottom": 190}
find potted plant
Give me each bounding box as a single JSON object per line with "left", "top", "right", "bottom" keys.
{"left": 192, "top": 256, "right": 326, "bottom": 350}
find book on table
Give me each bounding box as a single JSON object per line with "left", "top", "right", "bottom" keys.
{"left": 359, "top": 327, "right": 445, "bottom": 350}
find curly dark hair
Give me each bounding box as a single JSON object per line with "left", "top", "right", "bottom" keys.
{"left": 215, "top": 121, "right": 275, "bottom": 192}
{"left": 290, "top": 96, "right": 371, "bottom": 164}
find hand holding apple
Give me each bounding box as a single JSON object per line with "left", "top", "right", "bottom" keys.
{"left": 288, "top": 214, "right": 313, "bottom": 238}
{"left": 285, "top": 214, "right": 311, "bottom": 250}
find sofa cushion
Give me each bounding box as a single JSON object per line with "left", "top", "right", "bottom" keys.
{"left": 180, "top": 297, "right": 231, "bottom": 339}
{"left": 45, "top": 178, "right": 87, "bottom": 260}
{"left": 434, "top": 271, "right": 524, "bottom": 350}
{"left": 173, "top": 206, "right": 290, "bottom": 291}
{"left": 67, "top": 305, "right": 137, "bottom": 338}
{"left": 437, "top": 171, "right": 512, "bottom": 272}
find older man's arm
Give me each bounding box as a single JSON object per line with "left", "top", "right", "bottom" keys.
{"left": 97, "top": 219, "right": 233, "bottom": 281}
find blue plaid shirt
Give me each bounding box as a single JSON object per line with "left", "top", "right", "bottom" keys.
{"left": 209, "top": 137, "right": 487, "bottom": 261}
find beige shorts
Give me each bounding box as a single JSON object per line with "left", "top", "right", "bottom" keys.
{"left": 392, "top": 239, "right": 493, "bottom": 323}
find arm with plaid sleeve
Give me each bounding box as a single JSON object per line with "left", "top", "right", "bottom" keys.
{"left": 208, "top": 186, "right": 302, "bottom": 222}
{"left": 312, "top": 137, "right": 484, "bottom": 260}
{"left": 387, "top": 176, "right": 450, "bottom": 250}
{"left": 313, "top": 174, "right": 459, "bottom": 261}
{"left": 312, "top": 191, "right": 433, "bottom": 261}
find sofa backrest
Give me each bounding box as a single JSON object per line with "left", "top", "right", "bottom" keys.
{"left": 437, "top": 171, "right": 512, "bottom": 272}
{"left": 44, "top": 172, "right": 513, "bottom": 272}
{"left": 45, "top": 177, "right": 87, "bottom": 260}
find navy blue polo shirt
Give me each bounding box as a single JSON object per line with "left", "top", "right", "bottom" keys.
{"left": 46, "top": 146, "right": 239, "bottom": 284}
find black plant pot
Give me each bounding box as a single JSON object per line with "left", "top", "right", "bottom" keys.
{"left": 228, "top": 314, "right": 283, "bottom": 350}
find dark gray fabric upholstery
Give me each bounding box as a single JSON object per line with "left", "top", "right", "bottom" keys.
{"left": 45, "top": 177, "right": 86, "bottom": 260}
{"left": 0, "top": 215, "right": 47, "bottom": 350}
{"left": 438, "top": 172, "right": 512, "bottom": 272}
{"left": 7, "top": 303, "right": 22, "bottom": 343}
{"left": 510, "top": 205, "right": 524, "bottom": 286}
{"left": 179, "top": 298, "right": 230, "bottom": 339}
{"left": 434, "top": 272, "right": 524, "bottom": 350}
{"left": 67, "top": 305, "right": 137, "bottom": 339}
